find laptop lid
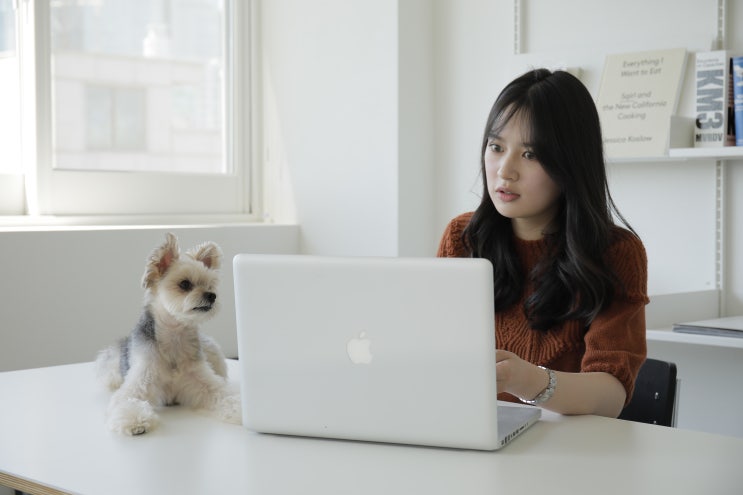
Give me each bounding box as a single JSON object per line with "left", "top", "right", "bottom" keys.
{"left": 233, "top": 255, "right": 539, "bottom": 450}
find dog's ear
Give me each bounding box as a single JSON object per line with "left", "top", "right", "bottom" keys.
{"left": 142, "top": 233, "right": 180, "bottom": 289}
{"left": 187, "top": 241, "right": 222, "bottom": 270}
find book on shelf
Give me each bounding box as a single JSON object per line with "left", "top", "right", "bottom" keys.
{"left": 596, "top": 47, "right": 687, "bottom": 159}
{"left": 672, "top": 315, "right": 743, "bottom": 338}
{"left": 694, "top": 50, "right": 736, "bottom": 148}
{"left": 732, "top": 56, "right": 743, "bottom": 146}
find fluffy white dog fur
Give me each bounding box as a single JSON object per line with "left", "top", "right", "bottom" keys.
{"left": 95, "top": 233, "right": 241, "bottom": 435}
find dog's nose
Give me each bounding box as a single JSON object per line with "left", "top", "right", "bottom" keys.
{"left": 205, "top": 292, "right": 216, "bottom": 304}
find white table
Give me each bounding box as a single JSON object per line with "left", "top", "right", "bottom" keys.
{"left": 1, "top": 361, "right": 742, "bottom": 495}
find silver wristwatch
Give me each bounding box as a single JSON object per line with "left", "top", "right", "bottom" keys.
{"left": 521, "top": 366, "right": 556, "bottom": 405}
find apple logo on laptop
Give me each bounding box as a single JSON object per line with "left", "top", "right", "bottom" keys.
{"left": 346, "top": 331, "right": 373, "bottom": 364}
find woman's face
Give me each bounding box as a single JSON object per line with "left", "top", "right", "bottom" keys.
{"left": 484, "top": 111, "right": 562, "bottom": 240}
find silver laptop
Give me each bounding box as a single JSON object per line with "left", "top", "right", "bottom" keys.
{"left": 232, "top": 254, "right": 540, "bottom": 450}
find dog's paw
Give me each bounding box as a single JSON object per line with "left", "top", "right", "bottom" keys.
{"left": 107, "top": 397, "right": 159, "bottom": 435}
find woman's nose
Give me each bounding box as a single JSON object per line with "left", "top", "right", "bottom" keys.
{"left": 497, "top": 154, "right": 518, "bottom": 181}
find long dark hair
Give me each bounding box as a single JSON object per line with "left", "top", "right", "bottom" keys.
{"left": 464, "top": 68, "right": 635, "bottom": 331}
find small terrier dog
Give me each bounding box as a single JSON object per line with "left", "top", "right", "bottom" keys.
{"left": 96, "top": 233, "right": 241, "bottom": 435}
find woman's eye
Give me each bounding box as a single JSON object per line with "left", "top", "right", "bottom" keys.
{"left": 523, "top": 150, "right": 537, "bottom": 160}
{"left": 488, "top": 143, "right": 502, "bottom": 152}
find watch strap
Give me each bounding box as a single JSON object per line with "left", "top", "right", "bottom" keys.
{"left": 521, "top": 366, "right": 556, "bottom": 405}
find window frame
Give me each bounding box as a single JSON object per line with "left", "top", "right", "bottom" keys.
{"left": 1, "top": 0, "right": 258, "bottom": 223}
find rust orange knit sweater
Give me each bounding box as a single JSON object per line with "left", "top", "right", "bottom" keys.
{"left": 437, "top": 212, "right": 649, "bottom": 406}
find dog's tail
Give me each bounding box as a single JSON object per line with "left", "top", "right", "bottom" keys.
{"left": 95, "top": 344, "right": 125, "bottom": 391}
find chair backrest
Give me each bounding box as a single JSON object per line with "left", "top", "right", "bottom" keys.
{"left": 618, "top": 358, "right": 678, "bottom": 427}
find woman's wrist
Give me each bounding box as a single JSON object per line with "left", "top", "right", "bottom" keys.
{"left": 520, "top": 366, "right": 557, "bottom": 405}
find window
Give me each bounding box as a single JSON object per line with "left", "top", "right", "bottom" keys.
{"left": 0, "top": 0, "right": 22, "bottom": 214}
{"left": 0, "top": 0, "right": 254, "bottom": 221}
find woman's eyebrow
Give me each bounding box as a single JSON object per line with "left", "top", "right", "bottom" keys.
{"left": 487, "top": 132, "right": 534, "bottom": 148}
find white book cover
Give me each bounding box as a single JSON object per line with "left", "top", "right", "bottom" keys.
{"left": 597, "top": 48, "right": 687, "bottom": 159}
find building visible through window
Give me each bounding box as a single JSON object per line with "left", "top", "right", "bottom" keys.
{"left": 51, "top": 0, "right": 226, "bottom": 174}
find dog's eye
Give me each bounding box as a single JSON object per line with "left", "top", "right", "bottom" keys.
{"left": 178, "top": 280, "right": 193, "bottom": 292}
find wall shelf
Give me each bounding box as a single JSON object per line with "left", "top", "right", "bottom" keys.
{"left": 607, "top": 147, "right": 743, "bottom": 163}
{"left": 647, "top": 327, "right": 743, "bottom": 350}
{"left": 606, "top": 155, "right": 688, "bottom": 164}
{"left": 668, "top": 147, "right": 743, "bottom": 160}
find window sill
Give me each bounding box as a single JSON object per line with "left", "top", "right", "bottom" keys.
{"left": 0, "top": 213, "right": 286, "bottom": 232}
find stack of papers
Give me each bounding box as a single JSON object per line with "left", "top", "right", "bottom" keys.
{"left": 672, "top": 316, "right": 743, "bottom": 338}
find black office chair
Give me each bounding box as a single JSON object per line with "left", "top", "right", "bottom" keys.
{"left": 618, "top": 358, "right": 678, "bottom": 427}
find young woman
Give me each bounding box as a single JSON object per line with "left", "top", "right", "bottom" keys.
{"left": 437, "top": 69, "right": 648, "bottom": 417}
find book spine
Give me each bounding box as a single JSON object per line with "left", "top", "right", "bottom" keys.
{"left": 733, "top": 56, "right": 743, "bottom": 146}
{"left": 694, "top": 50, "right": 729, "bottom": 147}
{"left": 727, "top": 56, "right": 736, "bottom": 146}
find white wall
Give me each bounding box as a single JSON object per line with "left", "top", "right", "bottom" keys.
{"left": 0, "top": 225, "right": 298, "bottom": 371}
{"left": 726, "top": 162, "right": 743, "bottom": 314}
{"left": 260, "top": 0, "right": 400, "bottom": 255}
{"left": 259, "top": 0, "right": 437, "bottom": 256}
{"left": 398, "top": 0, "right": 435, "bottom": 256}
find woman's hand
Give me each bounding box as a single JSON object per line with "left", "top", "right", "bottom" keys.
{"left": 495, "top": 349, "right": 550, "bottom": 402}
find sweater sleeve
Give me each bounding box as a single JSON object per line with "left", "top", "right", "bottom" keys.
{"left": 436, "top": 212, "right": 474, "bottom": 258}
{"left": 580, "top": 228, "right": 650, "bottom": 406}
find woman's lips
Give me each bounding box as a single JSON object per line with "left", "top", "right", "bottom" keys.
{"left": 495, "top": 187, "right": 519, "bottom": 202}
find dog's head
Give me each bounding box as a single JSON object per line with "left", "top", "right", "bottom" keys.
{"left": 142, "top": 233, "right": 222, "bottom": 323}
